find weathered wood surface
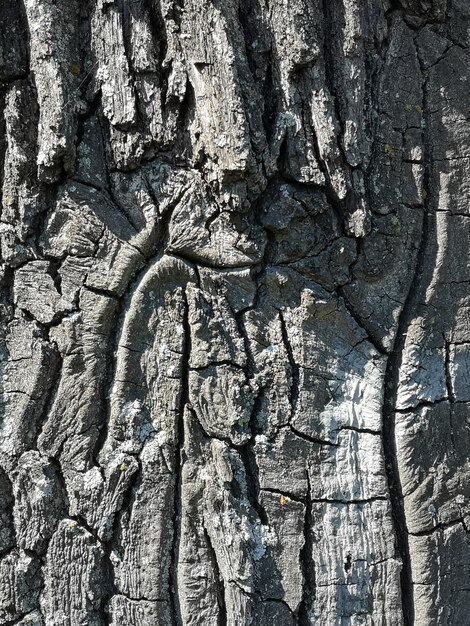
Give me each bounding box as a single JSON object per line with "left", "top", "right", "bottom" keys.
{"left": 1, "top": 1, "right": 470, "bottom": 624}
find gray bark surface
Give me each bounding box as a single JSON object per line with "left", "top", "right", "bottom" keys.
{"left": 0, "top": 0, "right": 469, "bottom": 624}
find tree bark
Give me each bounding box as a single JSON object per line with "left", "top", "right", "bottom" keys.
{"left": 1, "top": 0, "right": 470, "bottom": 624}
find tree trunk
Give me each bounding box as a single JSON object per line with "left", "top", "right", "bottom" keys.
{"left": 1, "top": 1, "right": 469, "bottom": 624}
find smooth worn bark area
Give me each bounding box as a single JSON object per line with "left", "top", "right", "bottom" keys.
{"left": 1, "top": 0, "right": 470, "bottom": 624}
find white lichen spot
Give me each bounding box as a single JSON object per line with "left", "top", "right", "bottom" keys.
{"left": 428, "top": 503, "right": 437, "bottom": 521}
{"left": 255, "top": 434, "right": 268, "bottom": 446}
{"left": 155, "top": 429, "right": 168, "bottom": 447}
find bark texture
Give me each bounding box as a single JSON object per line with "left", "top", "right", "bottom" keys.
{"left": 1, "top": 1, "right": 470, "bottom": 624}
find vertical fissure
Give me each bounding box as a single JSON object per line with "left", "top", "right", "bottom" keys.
{"left": 235, "top": 269, "right": 270, "bottom": 522}
{"left": 29, "top": 346, "right": 63, "bottom": 453}
{"left": 298, "top": 470, "right": 315, "bottom": 625}
{"left": 278, "top": 310, "right": 299, "bottom": 421}
{"left": 321, "top": 0, "right": 347, "bottom": 146}
{"left": 100, "top": 453, "right": 143, "bottom": 624}
{"left": 169, "top": 287, "right": 191, "bottom": 626}
{"left": 444, "top": 338, "right": 455, "bottom": 404}
{"left": 380, "top": 165, "right": 419, "bottom": 626}
{"left": 240, "top": 442, "right": 269, "bottom": 527}
{"left": 381, "top": 41, "right": 434, "bottom": 626}
{"left": 203, "top": 526, "right": 228, "bottom": 626}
